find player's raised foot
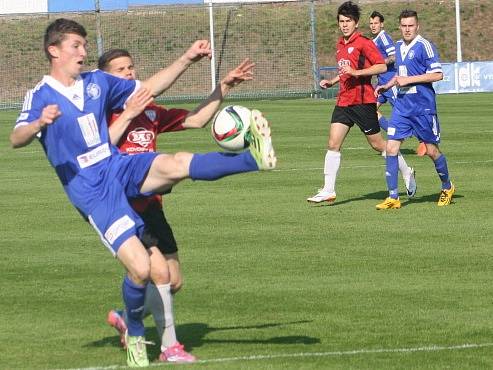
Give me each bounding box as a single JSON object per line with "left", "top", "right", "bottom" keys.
{"left": 126, "top": 334, "right": 152, "bottom": 367}
{"left": 416, "top": 142, "right": 427, "bottom": 156}
{"left": 437, "top": 183, "right": 455, "bottom": 206}
{"left": 248, "top": 109, "right": 276, "bottom": 170}
{"left": 307, "top": 189, "right": 336, "bottom": 204}
{"left": 159, "top": 342, "right": 196, "bottom": 363}
{"left": 376, "top": 197, "right": 401, "bottom": 210}
{"left": 404, "top": 167, "right": 417, "bottom": 198}
{"left": 107, "top": 309, "right": 127, "bottom": 349}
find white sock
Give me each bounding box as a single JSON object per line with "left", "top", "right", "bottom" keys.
{"left": 397, "top": 153, "right": 411, "bottom": 179}
{"left": 144, "top": 283, "right": 177, "bottom": 352}
{"left": 323, "top": 150, "right": 340, "bottom": 194}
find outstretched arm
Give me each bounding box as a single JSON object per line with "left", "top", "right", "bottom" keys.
{"left": 108, "top": 88, "right": 154, "bottom": 145}
{"left": 10, "top": 105, "right": 61, "bottom": 148}
{"left": 182, "top": 58, "right": 255, "bottom": 129}
{"left": 140, "top": 40, "right": 212, "bottom": 97}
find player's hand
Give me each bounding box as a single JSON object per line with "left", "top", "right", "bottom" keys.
{"left": 125, "top": 88, "right": 154, "bottom": 120}
{"left": 39, "top": 104, "right": 61, "bottom": 127}
{"left": 222, "top": 58, "right": 255, "bottom": 87}
{"left": 319, "top": 79, "right": 333, "bottom": 89}
{"left": 185, "top": 40, "right": 212, "bottom": 63}
{"left": 339, "top": 65, "right": 357, "bottom": 76}
{"left": 374, "top": 85, "right": 387, "bottom": 97}
{"left": 395, "top": 76, "right": 410, "bottom": 87}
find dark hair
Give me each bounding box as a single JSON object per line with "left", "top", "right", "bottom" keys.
{"left": 399, "top": 9, "right": 419, "bottom": 22}
{"left": 44, "top": 18, "right": 87, "bottom": 61}
{"left": 98, "top": 49, "right": 133, "bottom": 70}
{"left": 370, "top": 11, "right": 384, "bottom": 22}
{"left": 337, "top": 1, "right": 361, "bottom": 23}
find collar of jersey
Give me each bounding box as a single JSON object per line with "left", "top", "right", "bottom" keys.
{"left": 43, "top": 75, "right": 85, "bottom": 111}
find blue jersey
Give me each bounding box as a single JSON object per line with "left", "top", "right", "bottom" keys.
{"left": 373, "top": 30, "right": 396, "bottom": 85}
{"left": 15, "top": 70, "right": 139, "bottom": 212}
{"left": 393, "top": 35, "right": 442, "bottom": 116}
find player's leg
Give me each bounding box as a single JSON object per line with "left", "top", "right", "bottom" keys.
{"left": 86, "top": 181, "right": 152, "bottom": 367}
{"left": 140, "top": 206, "right": 195, "bottom": 363}
{"left": 307, "top": 122, "right": 348, "bottom": 203}
{"left": 140, "top": 111, "right": 276, "bottom": 194}
{"left": 375, "top": 113, "right": 414, "bottom": 209}
{"left": 356, "top": 103, "right": 416, "bottom": 198}
{"left": 376, "top": 94, "right": 389, "bottom": 131}
{"left": 307, "top": 105, "right": 352, "bottom": 204}
{"left": 116, "top": 237, "right": 152, "bottom": 367}
{"left": 416, "top": 115, "right": 454, "bottom": 206}
{"left": 376, "top": 138, "right": 403, "bottom": 209}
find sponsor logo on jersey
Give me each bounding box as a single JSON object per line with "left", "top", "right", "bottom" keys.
{"left": 127, "top": 127, "right": 155, "bottom": 148}
{"left": 104, "top": 215, "right": 135, "bottom": 245}
{"left": 78, "top": 113, "right": 101, "bottom": 147}
{"left": 86, "top": 83, "right": 101, "bottom": 100}
{"left": 144, "top": 109, "right": 157, "bottom": 121}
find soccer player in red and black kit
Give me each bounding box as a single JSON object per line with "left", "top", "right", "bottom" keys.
{"left": 99, "top": 49, "right": 255, "bottom": 363}
{"left": 307, "top": 1, "right": 416, "bottom": 204}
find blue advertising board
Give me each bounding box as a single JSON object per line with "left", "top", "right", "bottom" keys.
{"left": 434, "top": 61, "right": 493, "bottom": 94}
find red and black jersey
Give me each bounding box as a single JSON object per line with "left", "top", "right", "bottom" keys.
{"left": 335, "top": 32, "right": 384, "bottom": 106}
{"left": 109, "top": 103, "right": 189, "bottom": 213}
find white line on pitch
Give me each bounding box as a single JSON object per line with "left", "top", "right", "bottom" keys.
{"left": 57, "top": 342, "right": 493, "bottom": 370}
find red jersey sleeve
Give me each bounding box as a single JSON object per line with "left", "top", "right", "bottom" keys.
{"left": 363, "top": 38, "right": 385, "bottom": 65}
{"left": 154, "top": 104, "right": 189, "bottom": 133}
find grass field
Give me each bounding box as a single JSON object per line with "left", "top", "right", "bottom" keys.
{"left": 1, "top": 93, "right": 493, "bottom": 369}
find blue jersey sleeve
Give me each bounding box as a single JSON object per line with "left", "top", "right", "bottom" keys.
{"left": 424, "top": 43, "right": 442, "bottom": 74}
{"left": 15, "top": 88, "right": 45, "bottom": 129}
{"left": 97, "top": 70, "right": 138, "bottom": 111}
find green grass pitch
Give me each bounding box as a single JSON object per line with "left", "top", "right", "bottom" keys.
{"left": 1, "top": 93, "right": 493, "bottom": 369}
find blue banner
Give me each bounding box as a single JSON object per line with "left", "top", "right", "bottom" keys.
{"left": 48, "top": 0, "right": 128, "bottom": 12}
{"left": 434, "top": 61, "right": 493, "bottom": 94}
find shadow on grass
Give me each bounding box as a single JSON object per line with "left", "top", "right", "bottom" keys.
{"left": 307, "top": 190, "right": 462, "bottom": 207}
{"left": 88, "top": 319, "right": 319, "bottom": 359}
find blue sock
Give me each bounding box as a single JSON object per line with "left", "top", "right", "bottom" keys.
{"left": 122, "top": 276, "right": 146, "bottom": 336}
{"left": 434, "top": 154, "right": 451, "bottom": 189}
{"left": 386, "top": 155, "right": 399, "bottom": 199}
{"left": 189, "top": 152, "right": 258, "bottom": 181}
{"left": 379, "top": 115, "right": 389, "bottom": 131}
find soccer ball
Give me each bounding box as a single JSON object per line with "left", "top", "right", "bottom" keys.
{"left": 211, "top": 105, "right": 251, "bottom": 152}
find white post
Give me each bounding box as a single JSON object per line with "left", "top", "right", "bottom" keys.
{"left": 455, "top": 0, "right": 462, "bottom": 62}
{"left": 208, "top": 0, "right": 217, "bottom": 90}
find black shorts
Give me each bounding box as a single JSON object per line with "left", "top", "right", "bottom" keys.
{"left": 331, "top": 104, "right": 380, "bottom": 135}
{"left": 139, "top": 205, "right": 178, "bottom": 255}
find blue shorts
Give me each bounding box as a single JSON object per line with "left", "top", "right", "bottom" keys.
{"left": 69, "top": 152, "right": 159, "bottom": 254}
{"left": 387, "top": 113, "right": 441, "bottom": 144}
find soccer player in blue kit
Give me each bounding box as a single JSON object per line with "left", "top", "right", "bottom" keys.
{"left": 370, "top": 10, "right": 426, "bottom": 157}
{"left": 10, "top": 18, "right": 275, "bottom": 367}
{"left": 374, "top": 10, "right": 455, "bottom": 209}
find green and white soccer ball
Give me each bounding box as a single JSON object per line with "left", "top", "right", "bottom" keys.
{"left": 211, "top": 105, "right": 251, "bottom": 152}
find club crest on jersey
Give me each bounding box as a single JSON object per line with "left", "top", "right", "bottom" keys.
{"left": 408, "top": 50, "right": 415, "bottom": 59}
{"left": 144, "top": 109, "right": 157, "bottom": 122}
{"left": 348, "top": 47, "right": 354, "bottom": 54}
{"left": 127, "top": 127, "right": 155, "bottom": 148}
{"left": 86, "top": 83, "right": 101, "bottom": 100}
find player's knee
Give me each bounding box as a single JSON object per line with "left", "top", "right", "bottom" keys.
{"left": 173, "top": 152, "right": 193, "bottom": 173}
{"left": 327, "top": 139, "right": 340, "bottom": 152}
{"left": 151, "top": 267, "right": 171, "bottom": 285}
{"left": 170, "top": 275, "right": 183, "bottom": 293}
{"left": 130, "top": 264, "right": 151, "bottom": 284}
{"left": 426, "top": 146, "right": 441, "bottom": 160}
